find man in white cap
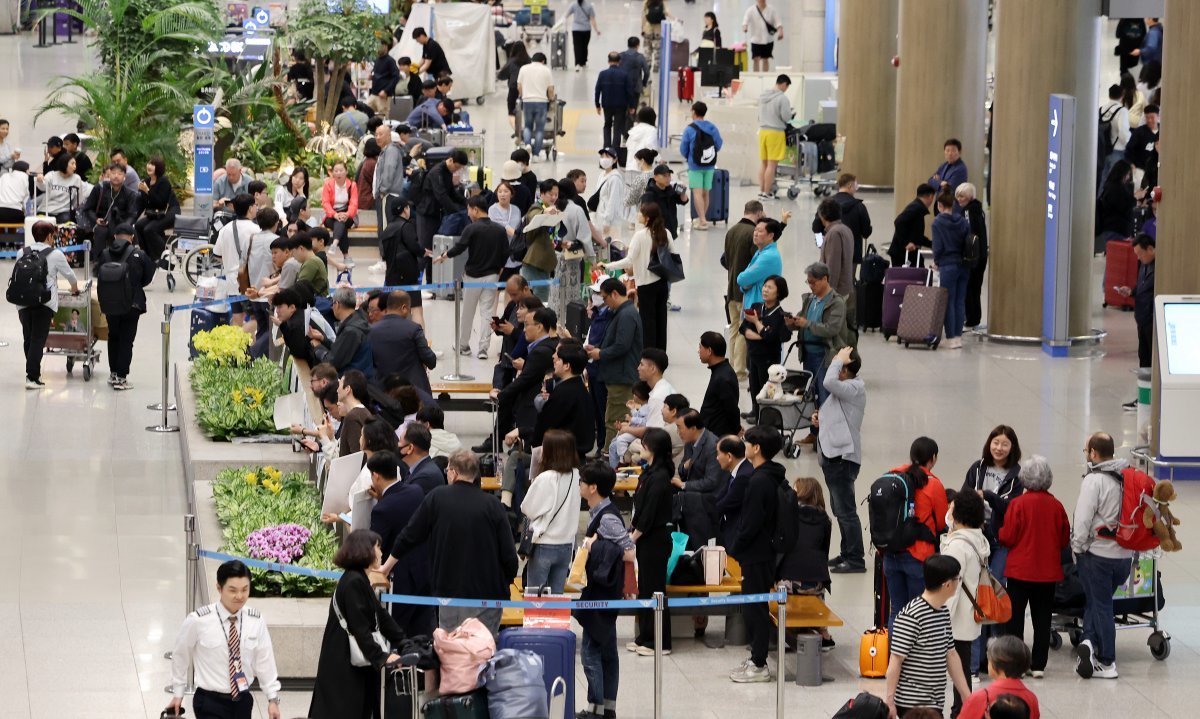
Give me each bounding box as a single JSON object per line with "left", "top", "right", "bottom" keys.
{"left": 500, "top": 159, "right": 534, "bottom": 215}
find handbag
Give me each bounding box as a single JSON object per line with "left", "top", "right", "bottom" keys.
{"left": 959, "top": 542, "right": 1012, "bottom": 625}
{"left": 332, "top": 591, "right": 390, "bottom": 667}
{"left": 237, "top": 229, "right": 254, "bottom": 295}
{"left": 756, "top": 5, "right": 777, "bottom": 36}
{"left": 518, "top": 472, "right": 574, "bottom": 559}
{"left": 647, "top": 243, "right": 685, "bottom": 283}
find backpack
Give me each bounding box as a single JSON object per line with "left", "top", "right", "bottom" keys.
{"left": 97, "top": 244, "right": 136, "bottom": 316}
{"left": 689, "top": 123, "right": 718, "bottom": 167}
{"left": 832, "top": 692, "right": 888, "bottom": 719}
{"left": 645, "top": 0, "right": 665, "bottom": 25}
{"left": 1097, "top": 467, "right": 1159, "bottom": 551}
{"left": 771, "top": 477, "right": 800, "bottom": 560}
{"left": 6, "top": 246, "right": 53, "bottom": 307}
{"left": 961, "top": 232, "right": 982, "bottom": 269}
{"left": 1098, "top": 104, "right": 1120, "bottom": 161}
{"left": 868, "top": 469, "right": 936, "bottom": 552}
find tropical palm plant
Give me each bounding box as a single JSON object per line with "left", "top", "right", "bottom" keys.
{"left": 287, "top": 0, "right": 392, "bottom": 126}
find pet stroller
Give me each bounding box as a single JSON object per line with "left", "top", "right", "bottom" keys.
{"left": 1049, "top": 551, "right": 1171, "bottom": 660}
{"left": 755, "top": 341, "right": 816, "bottom": 459}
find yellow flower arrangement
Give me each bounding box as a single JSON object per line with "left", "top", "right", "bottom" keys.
{"left": 192, "top": 325, "right": 252, "bottom": 365}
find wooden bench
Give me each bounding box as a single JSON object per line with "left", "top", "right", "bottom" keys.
{"left": 480, "top": 475, "right": 638, "bottom": 493}
{"left": 666, "top": 556, "right": 742, "bottom": 596}
{"left": 769, "top": 594, "right": 845, "bottom": 628}
{"left": 0, "top": 223, "right": 23, "bottom": 232}
{"left": 431, "top": 381, "right": 496, "bottom": 413}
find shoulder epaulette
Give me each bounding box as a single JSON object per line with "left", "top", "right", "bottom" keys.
{"left": 195, "top": 605, "right": 212, "bottom": 616}
{"left": 245, "top": 607, "right": 260, "bottom": 618}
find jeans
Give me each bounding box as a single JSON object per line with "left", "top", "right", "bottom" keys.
{"left": 821, "top": 458, "right": 864, "bottom": 568}
{"left": 884, "top": 552, "right": 926, "bottom": 635}
{"left": 520, "top": 264, "right": 551, "bottom": 301}
{"left": 609, "top": 432, "right": 637, "bottom": 468}
{"left": 458, "top": 273, "right": 499, "bottom": 352}
{"left": 602, "top": 107, "right": 628, "bottom": 150}
{"left": 940, "top": 261, "right": 969, "bottom": 339}
{"left": 522, "top": 101, "right": 549, "bottom": 156}
{"left": 802, "top": 347, "right": 828, "bottom": 406}
{"left": 18, "top": 304, "right": 54, "bottom": 382}
{"left": 105, "top": 310, "right": 142, "bottom": 377}
{"left": 581, "top": 625, "right": 619, "bottom": 707}
{"left": 970, "top": 546, "right": 1008, "bottom": 672}
{"left": 1077, "top": 551, "right": 1133, "bottom": 666}
{"left": 526, "top": 542, "right": 573, "bottom": 594}
{"left": 741, "top": 560, "right": 774, "bottom": 666}
{"left": 1005, "top": 577, "right": 1056, "bottom": 671}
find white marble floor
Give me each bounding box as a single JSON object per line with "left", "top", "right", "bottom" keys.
{"left": 0, "top": 6, "right": 1192, "bottom": 719}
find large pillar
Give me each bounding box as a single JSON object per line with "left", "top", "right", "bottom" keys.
{"left": 837, "top": 0, "right": 898, "bottom": 186}
{"left": 989, "top": 0, "right": 1101, "bottom": 338}
{"left": 1152, "top": 0, "right": 1200, "bottom": 453}
{"left": 892, "top": 0, "right": 987, "bottom": 214}
{"left": 787, "top": 0, "right": 829, "bottom": 74}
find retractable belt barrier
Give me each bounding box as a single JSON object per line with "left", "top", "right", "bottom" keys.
{"left": 0, "top": 242, "right": 90, "bottom": 259}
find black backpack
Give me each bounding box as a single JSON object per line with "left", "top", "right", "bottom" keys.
{"left": 1097, "top": 104, "right": 1120, "bottom": 175}
{"left": 645, "top": 0, "right": 665, "bottom": 24}
{"left": 962, "top": 232, "right": 982, "bottom": 269}
{"left": 868, "top": 469, "right": 935, "bottom": 552}
{"left": 97, "top": 245, "right": 136, "bottom": 316}
{"left": 832, "top": 692, "right": 888, "bottom": 719}
{"left": 689, "top": 123, "right": 718, "bottom": 167}
{"left": 6, "top": 246, "right": 53, "bottom": 307}
{"left": 771, "top": 477, "right": 800, "bottom": 560}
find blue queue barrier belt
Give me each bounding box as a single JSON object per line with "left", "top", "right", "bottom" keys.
{"left": 197, "top": 549, "right": 785, "bottom": 610}
{"left": 0, "top": 242, "right": 90, "bottom": 259}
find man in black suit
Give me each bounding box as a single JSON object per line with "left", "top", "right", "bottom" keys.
{"left": 888, "top": 183, "right": 936, "bottom": 267}
{"left": 713, "top": 435, "right": 752, "bottom": 549}
{"left": 369, "top": 290, "right": 437, "bottom": 402}
{"left": 810, "top": 173, "right": 873, "bottom": 267}
{"left": 492, "top": 307, "right": 559, "bottom": 440}
{"left": 529, "top": 341, "right": 595, "bottom": 457}
{"left": 366, "top": 451, "right": 433, "bottom": 634}
{"left": 398, "top": 423, "right": 446, "bottom": 496}
{"left": 698, "top": 331, "right": 741, "bottom": 438}
{"left": 672, "top": 411, "right": 723, "bottom": 547}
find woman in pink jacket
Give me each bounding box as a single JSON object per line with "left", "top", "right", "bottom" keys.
{"left": 321, "top": 160, "right": 359, "bottom": 259}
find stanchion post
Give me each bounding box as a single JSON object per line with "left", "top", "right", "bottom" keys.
{"left": 184, "top": 514, "right": 198, "bottom": 693}
{"left": 776, "top": 585, "right": 786, "bottom": 719}
{"left": 653, "top": 591, "right": 664, "bottom": 719}
{"left": 147, "top": 303, "right": 180, "bottom": 432}
{"left": 441, "top": 279, "right": 474, "bottom": 381}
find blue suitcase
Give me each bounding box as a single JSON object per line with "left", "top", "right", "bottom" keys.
{"left": 690, "top": 168, "right": 730, "bottom": 224}
{"left": 498, "top": 628, "right": 575, "bottom": 719}
{"left": 189, "top": 307, "right": 228, "bottom": 359}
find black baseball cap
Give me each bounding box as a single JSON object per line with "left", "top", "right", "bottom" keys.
{"left": 652, "top": 164, "right": 672, "bottom": 176}
{"left": 46, "top": 136, "right": 63, "bottom": 148}
{"left": 112, "top": 223, "right": 135, "bottom": 237}
{"left": 599, "top": 147, "right": 618, "bottom": 158}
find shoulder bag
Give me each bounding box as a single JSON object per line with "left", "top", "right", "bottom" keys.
{"left": 958, "top": 541, "right": 1012, "bottom": 624}
{"left": 332, "top": 589, "right": 390, "bottom": 667}
{"left": 237, "top": 227, "right": 255, "bottom": 294}
{"left": 756, "top": 5, "right": 777, "bottom": 36}
{"left": 647, "top": 242, "right": 685, "bottom": 283}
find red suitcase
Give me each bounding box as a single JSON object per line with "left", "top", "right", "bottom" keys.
{"left": 1103, "top": 238, "right": 1137, "bottom": 310}
{"left": 677, "top": 67, "right": 695, "bottom": 102}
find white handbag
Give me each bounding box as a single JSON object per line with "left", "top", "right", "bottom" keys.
{"left": 332, "top": 592, "right": 390, "bottom": 667}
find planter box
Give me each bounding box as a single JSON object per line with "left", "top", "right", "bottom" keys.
{"left": 195, "top": 480, "right": 330, "bottom": 679}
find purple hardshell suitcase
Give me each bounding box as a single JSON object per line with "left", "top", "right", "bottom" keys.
{"left": 896, "top": 284, "right": 949, "bottom": 349}
{"left": 498, "top": 628, "right": 575, "bottom": 719}
{"left": 881, "top": 266, "right": 932, "bottom": 340}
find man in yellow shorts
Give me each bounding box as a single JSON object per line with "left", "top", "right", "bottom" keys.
{"left": 757, "top": 74, "right": 794, "bottom": 200}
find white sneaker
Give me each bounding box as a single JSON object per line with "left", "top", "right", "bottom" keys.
{"left": 1094, "top": 662, "right": 1118, "bottom": 679}
{"left": 625, "top": 642, "right": 641, "bottom": 653}
{"left": 635, "top": 645, "right": 670, "bottom": 656}
{"left": 1028, "top": 670, "right": 1044, "bottom": 679}
{"left": 24, "top": 378, "right": 45, "bottom": 390}
{"left": 729, "top": 663, "right": 772, "bottom": 683}
{"left": 731, "top": 658, "right": 754, "bottom": 673}
{"left": 370, "top": 261, "right": 386, "bottom": 273}
{"left": 1075, "top": 639, "right": 1095, "bottom": 679}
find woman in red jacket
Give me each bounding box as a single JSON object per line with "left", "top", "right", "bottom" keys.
{"left": 883, "top": 436, "right": 949, "bottom": 633}
{"left": 321, "top": 160, "right": 359, "bottom": 259}
{"left": 998, "top": 454, "right": 1070, "bottom": 677}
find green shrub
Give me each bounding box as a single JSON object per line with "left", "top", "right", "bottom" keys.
{"left": 190, "top": 356, "right": 287, "bottom": 439}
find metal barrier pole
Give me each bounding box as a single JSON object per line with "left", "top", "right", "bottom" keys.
{"left": 147, "top": 303, "right": 180, "bottom": 432}
{"left": 653, "top": 591, "right": 664, "bottom": 719}
{"left": 441, "top": 279, "right": 473, "bottom": 381}
{"left": 776, "top": 586, "right": 787, "bottom": 719}
{"left": 183, "top": 514, "right": 198, "bottom": 692}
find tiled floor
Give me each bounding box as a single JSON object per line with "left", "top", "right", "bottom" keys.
{"left": 0, "top": 6, "right": 1191, "bottom": 719}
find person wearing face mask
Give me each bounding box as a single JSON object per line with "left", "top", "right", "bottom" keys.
{"left": 591, "top": 148, "right": 626, "bottom": 243}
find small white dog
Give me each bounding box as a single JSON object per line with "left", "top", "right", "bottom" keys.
{"left": 756, "top": 364, "right": 789, "bottom": 402}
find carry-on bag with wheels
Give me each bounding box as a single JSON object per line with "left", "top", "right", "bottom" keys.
{"left": 382, "top": 664, "right": 421, "bottom": 719}
{"left": 859, "top": 554, "right": 889, "bottom": 678}
{"left": 421, "top": 689, "right": 490, "bottom": 719}
{"left": 881, "top": 265, "right": 931, "bottom": 339}
{"left": 498, "top": 628, "right": 575, "bottom": 719}
{"left": 670, "top": 39, "right": 690, "bottom": 70}
{"left": 690, "top": 168, "right": 729, "bottom": 224}
{"left": 677, "top": 67, "right": 695, "bottom": 102}
{"left": 896, "top": 284, "right": 948, "bottom": 349}
{"left": 1103, "top": 237, "right": 1137, "bottom": 310}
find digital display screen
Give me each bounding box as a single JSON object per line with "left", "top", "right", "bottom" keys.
{"left": 1163, "top": 303, "right": 1200, "bottom": 375}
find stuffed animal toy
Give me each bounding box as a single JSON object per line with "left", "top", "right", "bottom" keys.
{"left": 1142, "top": 479, "right": 1182, "bottom": 552}
{"left": 756, "top": 364, "right": 789, "bottom": 402}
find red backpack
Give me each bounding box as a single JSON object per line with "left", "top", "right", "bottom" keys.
{"left": 1097, "top": 467, "right": 1159, "bottom": 552}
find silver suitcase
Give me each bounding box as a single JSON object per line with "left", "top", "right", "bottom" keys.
{"left": 431, "top": 234, "right": 466, "bottom": 300}
{"left": 388, "top": 96, "right": 414, "bottom": 122}
{"left": 797, "top": 141, "right": 819, "bottom": 179}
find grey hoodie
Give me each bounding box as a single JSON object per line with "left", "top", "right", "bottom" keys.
{"left": 1071, "top": 458, "right": 1136, "bottom": 559}
{"left": 758, "top": 88, "right": 793, "bottom": 131}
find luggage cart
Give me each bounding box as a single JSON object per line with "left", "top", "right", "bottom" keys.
{"left": 755, "top": 341, "right": 817, "bottom": 459}
{"left": 44, "top": 242, "right": 100, "bottom": 381}
{"left": 513, "top": 99, "right": 567, "bottom": 161}
{"left": 1049, "top": 552, "right": 1171, "bottom": 660}
{"left": 779, "top": 127, "right": 837, "bottom": 200}
{"left": 161, "top": 215, "right": 220, "bottom": 292}
{"left": 514, "top": 3, "right": 554, "bottom": 45}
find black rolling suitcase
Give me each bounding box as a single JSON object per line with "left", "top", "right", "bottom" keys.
{"left": 857, "top": 244, "right": 888, "bottom": 331}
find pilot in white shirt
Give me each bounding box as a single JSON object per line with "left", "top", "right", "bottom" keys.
{"left": 168, "top": 560, "right": 282, "bottom": 719}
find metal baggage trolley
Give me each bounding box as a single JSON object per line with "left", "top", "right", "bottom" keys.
{"left": 514, "top": 99, "right": 567, "bottom": 161}
{"left": 44, "top": 241, "right": 101, "bottom": 381}
{"left": 778, "top": 125, "right": 837, "bottom": 200}
{"left": 1050, "top": 552, "right": 1171, "bottom": 660}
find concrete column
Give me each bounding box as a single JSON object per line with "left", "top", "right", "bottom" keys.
{"left": 988, "top": 0, "right": 1101, "bottom": 338}
{"left": 892, "top": 0, "right": 987, "bottom": 215}
{"left": 787, "top": 0, "right": 828, "bottom": 73}
{"left": 1152, "top": 0, "right": 1200, "bottom": 453}
{"left": 837, "top": 0, "right": 898, "bottom": 186}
